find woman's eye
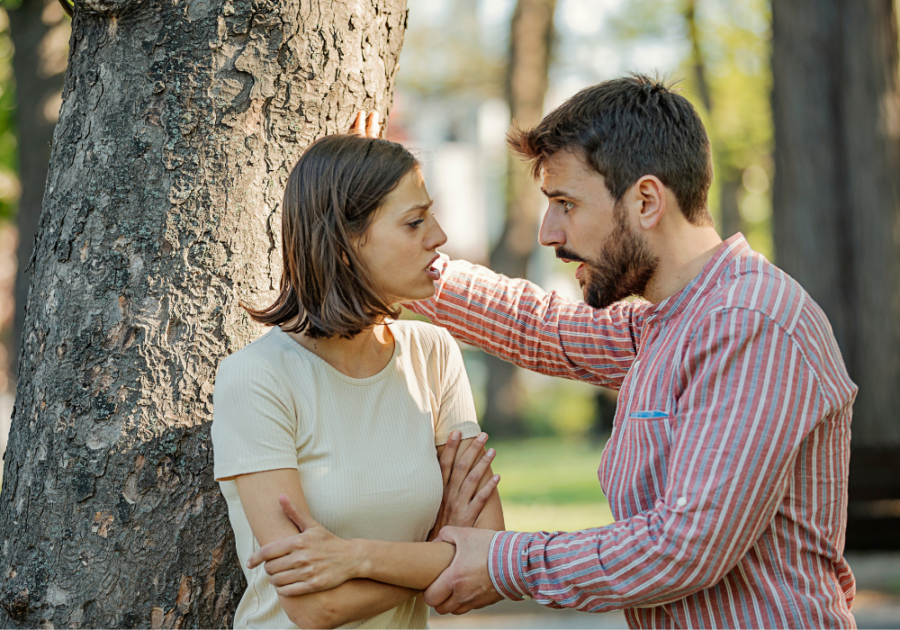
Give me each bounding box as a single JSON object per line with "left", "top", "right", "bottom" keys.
{"left": 408, "top": 219, "right": 424, "bottom": 228}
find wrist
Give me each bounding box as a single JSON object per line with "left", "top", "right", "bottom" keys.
{"left": 349, "top": 538, "right": 371, "bottom": 579}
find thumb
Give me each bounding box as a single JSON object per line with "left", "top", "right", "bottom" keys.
{"left": 434, "top": 526, "right": 459, "bottom": 545}
{"left": 279, "top": 495, "right": 318, "bottom": 532}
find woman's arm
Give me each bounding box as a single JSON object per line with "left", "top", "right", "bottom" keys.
{"left": 249, "top": 436, "right": 504, "bottom": 597}
{"left": 235, "top": 468, "right": 454, "bottom": 629}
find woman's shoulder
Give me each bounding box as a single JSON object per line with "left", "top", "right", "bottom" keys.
{"left": 391, "top": 319, "right": 459, "bottom": 362}
{"left": 216, "top": 327, "right": 298, "bottom": 381}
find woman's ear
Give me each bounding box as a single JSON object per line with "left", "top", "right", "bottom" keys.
{"left": 635, "top": 175, "right": 666, "bottom": 230}
{"left": 341, "top": 250, "right": 350, "bottom": 266}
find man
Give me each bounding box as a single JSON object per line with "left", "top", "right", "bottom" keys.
{"left": 404, "top": 75, "right": 857, "bottom": 628}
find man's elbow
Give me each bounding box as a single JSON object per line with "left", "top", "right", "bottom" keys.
{"left": 283, "top": 592, "right": 341, "bottom": 629}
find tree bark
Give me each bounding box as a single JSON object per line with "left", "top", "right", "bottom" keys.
{"left": 772, "top": 0, "right": 900, "bottom": 445}
{"left": 9, "top": 0, "right": 70, "bottom": 379}
{"left": 0, "top": 1, "right": 407, "bottom": 627}
{"left": 773, "top": 0, "right": 900, "bottom": 546}
{"left": 483, "top": 0, "right": 555, "bottom": 438}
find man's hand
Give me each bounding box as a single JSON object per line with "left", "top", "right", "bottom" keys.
{"left": 247, "top": 495, "right": 360, "bottom": 596}
{"left": 424, "top": 527, "right": 504, "bottom": 615}
{"left": 349, "top": 110, "right": 381, "bottom": 138}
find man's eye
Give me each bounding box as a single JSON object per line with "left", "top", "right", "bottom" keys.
{"left": 562, "top": 201, "right": 574, "bottom": 212}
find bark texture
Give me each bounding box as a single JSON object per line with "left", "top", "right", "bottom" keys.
{"left": 483, "top": 0, "right": 555, "bottom": 437}
{"left": 0, "top": 0, "right": 406, "bottom": 627}
{"left": 772, "top": 0, "right": 900, "bottom": 447}
{"left": 9, "top": 0, "right": 70, "bottom": 377}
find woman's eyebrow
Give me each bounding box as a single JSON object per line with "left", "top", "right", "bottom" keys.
{"left": 402, "top": 199, "right": 434, "bottom": 215}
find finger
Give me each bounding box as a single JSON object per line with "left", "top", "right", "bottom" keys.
{"left": 449, "top": 433, "right": 488, "bottom": 495}
{"left": 262, "top": 551, "right": 307, "bottom": 577}
{"left": 469, "top": 474, "right": 500, "bottom": 513}
{"left": 365, "top": 111, "right": 380, "bottom": 138}
{"left": 247, "top": 539, "right": 294, "bottom": 569}
{"left": 267, "top": 567, "right": 311, "bottom": 588}
{"left": 279, "top": 495, "right": 318, "bottom": 532}
{"left": 434, "top": 592, "right": 462, "bottom": 616}
{"left": 275, "top": 581, "right": 318, "bottom": 598}
{"left": 438, "top": 430, "right": 462, "bottom": 487}
{"left": 350, "top": 111, "right": 365, "bottom": 135}
{"left": 458, "top": 448, "right": 496, "bottom": 501}
{"left": 423, "top": 572, "right": 455, "bottom": 609}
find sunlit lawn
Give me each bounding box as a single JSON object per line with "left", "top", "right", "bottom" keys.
{"left": 491, "top": 437, "right": 615, "bottom": 533}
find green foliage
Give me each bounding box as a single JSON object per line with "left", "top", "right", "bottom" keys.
{"left": 0, "top": 7, "right": 17, "bottom": 223}
{"left": 493, "top": 437, "right": 615, "bottom": 532}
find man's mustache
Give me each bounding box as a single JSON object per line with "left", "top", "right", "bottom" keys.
{"left": 555, "top": 247, "right": 588, "bottom": 264}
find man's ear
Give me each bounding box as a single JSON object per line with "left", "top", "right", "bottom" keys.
{"left": 634, "top": 175, "right": 666, "bottom": 230}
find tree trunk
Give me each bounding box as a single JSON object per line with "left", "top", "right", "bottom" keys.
{"left": 9, "top": 0, "right": 70, "bottom": 378}
{"left": 483, "top": 0, "right": 556, "bottom": 438}
{"left": 0, "top": 1, "right": 407, "bottom": 627}
{"left": 684, "top": 0, "right": 742, "bottom": 240}
{"left": 772, "top": 0, "right": 900, "bottom": 547}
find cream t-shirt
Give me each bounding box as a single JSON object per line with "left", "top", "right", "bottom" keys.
{"left": 212, "top": 320, "right": 481, "bottom": 629}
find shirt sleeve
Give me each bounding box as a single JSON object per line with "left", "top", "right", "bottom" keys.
{"left": 433, "top": 328, "right": 481, "bottom": 446}
{"left": 489, "top": 307, "right": 828, "bottom": 611}
{"left": 405, "top": 255, "right": 650, "bottom": 391}
{"left": 211, "top": 354, "right": 299, "bottom": 481}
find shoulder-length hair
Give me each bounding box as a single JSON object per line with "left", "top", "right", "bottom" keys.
{"left": 244, "top": 134, "right": 419, "bottom": 339}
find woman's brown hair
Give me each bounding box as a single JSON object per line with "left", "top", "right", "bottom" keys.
{"left": 244, "top": 134, "right": 419, "bottom": 339}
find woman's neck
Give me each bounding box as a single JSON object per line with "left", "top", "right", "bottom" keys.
{"left": 283, "top": 321, "right": 395, "bottom": 379}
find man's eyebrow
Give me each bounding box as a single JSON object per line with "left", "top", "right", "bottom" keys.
{"left": 541, "top": 188, "right": 577, "bottom": 200}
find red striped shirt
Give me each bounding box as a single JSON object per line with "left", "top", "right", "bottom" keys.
{"left": 407, "top": 234, "right": 858, "bottom": 629}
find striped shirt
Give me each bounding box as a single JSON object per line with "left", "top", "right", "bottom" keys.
{"left": 407, "top": 234, "right": 858, "bottom": 629}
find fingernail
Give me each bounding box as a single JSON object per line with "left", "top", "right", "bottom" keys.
{"left": 477, "top": 432, "right": 488, "bottom": 443}
{"left": 451, "top": 430, "right": 460, "bottom": 441}
{"left": 487, "top": 448, "right": 495, "bottom": 457}
{"left": 493, "top": 474, "right": 500, "bottom": 482}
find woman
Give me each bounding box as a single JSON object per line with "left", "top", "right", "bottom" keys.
{"left": 212, "top": 128, "right": 504, "bottom": 629}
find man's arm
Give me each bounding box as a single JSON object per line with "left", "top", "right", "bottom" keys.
{"left": 406, "top": 256, "right": 650, "bottom": 390}
{"left": 432, "top": 308, "right": 828, "bottom": 612}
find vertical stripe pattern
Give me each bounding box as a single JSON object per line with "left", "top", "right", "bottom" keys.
{"left": 408, "top": 234, "right": 858, "bottom": 629}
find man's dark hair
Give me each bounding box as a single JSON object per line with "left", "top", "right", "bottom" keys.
{"left": 244, "top": 134, "right": 418, "bottom": 339}
{"left": 508, "top": 74, "right": 714, "bottom": 226}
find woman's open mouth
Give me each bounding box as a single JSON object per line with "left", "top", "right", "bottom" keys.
{"left": 425, "top": 255, "right": 441, "bottom": 281}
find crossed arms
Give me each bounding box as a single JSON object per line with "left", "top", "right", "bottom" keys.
{"left": 234, "top": 431, "right": 504, "bottom": 628}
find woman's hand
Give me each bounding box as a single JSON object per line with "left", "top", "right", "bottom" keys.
{"left": 349, "top": 111, "right": 381, "bottom": 138}
{"left": 428, "top": 432, "right": 500, "bottom": 541}
{"left": 247, "top": 496, "right": 361, "bottom": 597}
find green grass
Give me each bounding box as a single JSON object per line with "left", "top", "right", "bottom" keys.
{"left": 491, "top": 437, "right": 615, "bottom": 533}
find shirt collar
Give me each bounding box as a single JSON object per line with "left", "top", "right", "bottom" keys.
{"left": 644, "top": 233, "right": 750, "bottom": 324}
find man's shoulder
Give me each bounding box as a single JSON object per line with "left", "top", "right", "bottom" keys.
{"left": 695, "top": 252, "right": 855, "bottom": 402}
{"left": 701, "top": 251, "right": 821, "bottom": 337}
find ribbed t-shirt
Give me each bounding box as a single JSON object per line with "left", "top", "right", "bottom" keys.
{"left": 212, "top": 320, "right": 481, "bottom": 629}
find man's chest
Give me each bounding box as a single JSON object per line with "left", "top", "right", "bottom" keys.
{"left": 598, "top": 321, "right": 690, "bottom": 520}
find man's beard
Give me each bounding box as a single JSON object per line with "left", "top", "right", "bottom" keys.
{"left": 556, "top": 205, "right": 659, "bottom": 310}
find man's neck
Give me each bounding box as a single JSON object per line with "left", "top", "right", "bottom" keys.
{"left": 643, "top": 225, "right": 725, "bottom": 304}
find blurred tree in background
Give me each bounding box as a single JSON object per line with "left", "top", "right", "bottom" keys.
{"left": 772, "top": 0, "right": 900, "bottom": 549}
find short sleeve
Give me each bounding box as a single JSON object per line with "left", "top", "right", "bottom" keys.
{"left": 434, "top": 329, "right": 481, "bottom": 446}
{"left": 211, "top": 354, "right": 299, "bottom": 481}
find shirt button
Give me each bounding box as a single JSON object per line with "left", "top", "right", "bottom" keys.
{"left": 676, "top": 496, "right": 687, "bottom": 507}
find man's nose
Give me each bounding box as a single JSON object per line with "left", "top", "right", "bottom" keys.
{"left": 538, "top": 207, "right": 566, "bottom": 247}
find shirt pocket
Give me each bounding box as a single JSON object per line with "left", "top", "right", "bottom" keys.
{"left": 604, "top": 410, "right": 674, "bottom": 519}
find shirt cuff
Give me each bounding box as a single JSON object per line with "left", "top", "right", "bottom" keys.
{"left": 488, "top": 531, "right": 532, "bottom": 601}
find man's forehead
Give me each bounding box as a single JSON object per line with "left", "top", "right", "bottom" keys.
{"left": 541, "top": 150, "right": 603, "bottom": 189}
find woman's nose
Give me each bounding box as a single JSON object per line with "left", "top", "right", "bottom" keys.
{"left": 428, "top": 216, "right": 448, "bottom": 250}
